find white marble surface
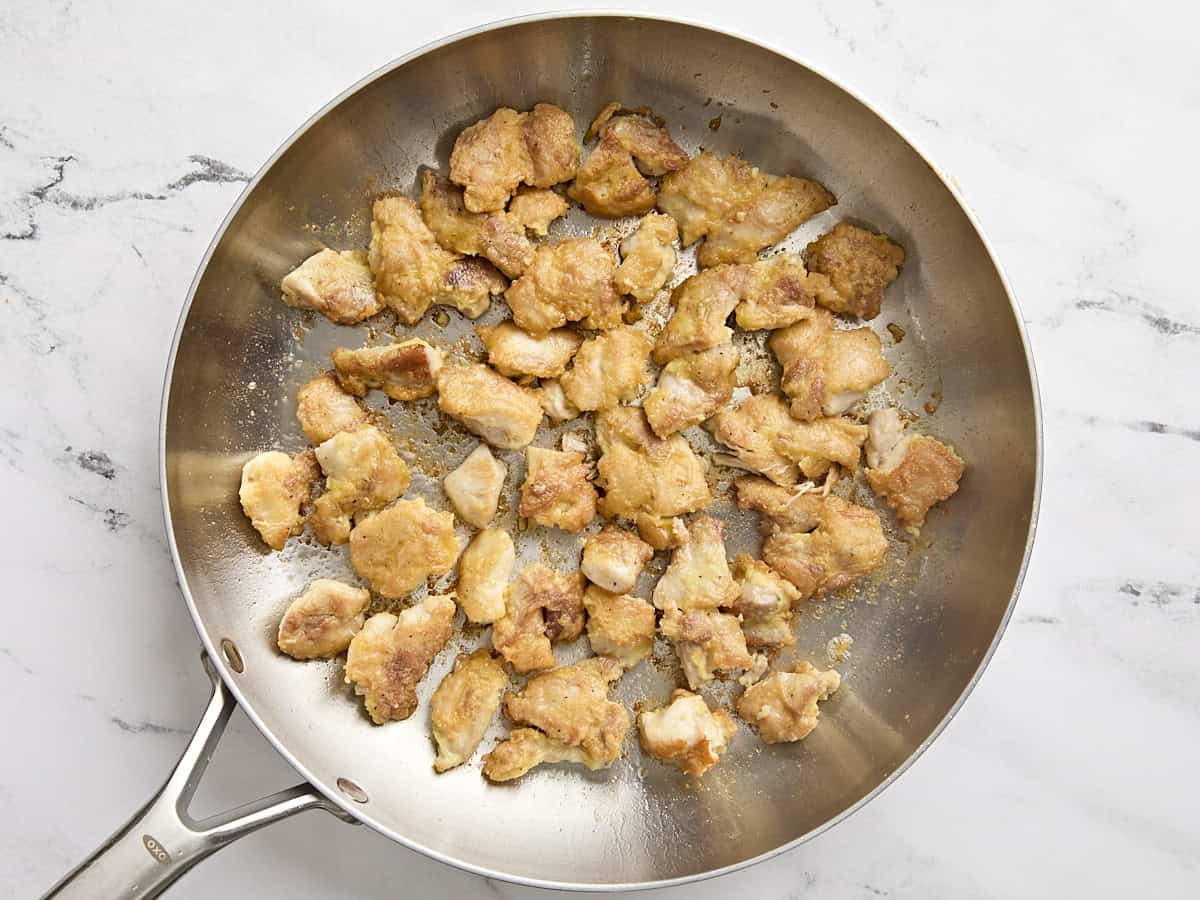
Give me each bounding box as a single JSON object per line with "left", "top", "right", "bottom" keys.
{"left": 2, "top": 0, "right": 1197, "bottom": 897}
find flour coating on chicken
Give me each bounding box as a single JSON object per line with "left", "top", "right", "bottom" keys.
{"left": 332, "top": 338, "right": 443, "bottom": 402}
{"left": 436, "top": 363, "right": 543, "bottom": 449}
{"left": 583, "top": 585, "right": 656, "bottom": 669}
{"left": 652, "top": 515, "right": 739, "bottom": 613}
{"left": 864, "top": 409, "right": 964, "bottom": 533}
{"left": 536, "top": 379, "right": 580, "bottom": 422}
{"left": 660, "top": 607, "right": 752, "bottom": 690}
{"left": 643, "top": 344, "right": 739, "bottom": 438}
{"left": 734, "top": 252, "right": 838, "bottom": 331}
{"left": 560, "top": 326, "right": 653, "bottom": 411}
{"left": 731, "top": 555, "right": 801, "bottom": 649}
{"left": 277, "top": 579, "right": 370, "bottom": 660}
{"left": 348, "top": 498, "right": 459, "bottom": 599}
{"left": 613, "top": 212, "right": 678, "bottom": 300}
{"left": 491, "top": 564, "right": 585, "bottom": 673}
{"left": 281, "top": 248, "right": 380, "bottom": 324}
{"left": 735, "top": 661, "right": 840, "bottom": 743}
{"left": 504, "top": 237, "right": 624, "bottom": 334}
{"left": 805, "top": 222, "right": 905, "bottom": 320}
{"left": 653, "top": 265, "right": 747, "bottom": 364}
{"left": 476, "top": 321, "right": 582, "bottom": 379}
{"left": 295, "top": 372, "right": 368, "bottom": 444}
{"left": 310, "top": 425, "right": 411, "bottom": 545}
{"left": 638, "top": 689, "right": 737, "bottom": 776}
{"left": 581, "top": 525, "right": 654, "bottom": 594}
{"left": 456, "top": 528, "right": 515, "bottom": 625}
{"left": 431, "top": 649, "right": 509, "bottom": 772}
{"left": 239, "top": 450, "right": 319, "bottom": 551}
{"left": 519, "top": 446, "right": 597, "bottom": 532}
{"left": 443, "top": 444, "right": 506, "bottom": 529}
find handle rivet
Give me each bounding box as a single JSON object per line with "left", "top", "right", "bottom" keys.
{"left": 220, "top": 639, "right": 244, "bottom": 673}
{"left": 336, "top": 778, "right": 368, "bottom": 803}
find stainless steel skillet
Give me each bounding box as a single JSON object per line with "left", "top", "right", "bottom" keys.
{"left": 44, "top": 12, "right": 1041, "bottom": 898}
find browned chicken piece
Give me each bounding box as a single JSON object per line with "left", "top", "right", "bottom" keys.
{"left": 276, "top": 579, "right": 370, "bottom": 660}
{"left": 436, "top": 364, "right": 543, "bottom": 450}
{"left": 368, "top": 196, "right": 507, "bottom": 324}
{"left": 519, "top": 446, "right": 597, "bottom": 533}
{"left": 560, "top": 327, "right": 653, "bottom": 412}
{"left": 505, "top": 238, "right": 623, "bottom": 334}
{"left": 635, "top": 513, "right": 691, "bottom": 551}
{"left": 735, "top": 661, "right": 840, "bottom": 743}
{"left": 708, "top": 393, "right": 867, "bottom": 485}
{"left": 643, "top": 344, "right": 739, "bottom": 438}
{"left": 482, "top": 727, "right": 591, "bottom": 781}
{"left": 732, "top": 475, "right": 824, "bottom": 532}
{"left": 658, "top": 152, "right": 835, "bottom": 267}
{"left": 497, "top": 657, "right": 629, "bottom": 773}
{"left": 536, "top": 379, "right": 580, "bottom": 422}
{"left": 613, "top": 212, "right": 679, "bottom": 301}
{"left": 738, "top": 482, "right": 887, "bottom": 600}
{"left": 348, "top": 498, "right": 459, "bottom": 599}
{"left": 660, "top": 606, "right": 753, "bottom": 689}
{"left": 476, "top": 321, "right": 582, "bottom": 379}
{"left": 638, "top": 689, "right": 738, "bottom": 776}
{"left": 344, "top": 594, "right": 457, "bottom": 724}
{"left": 864, "top": 408, "right": 965, "bottom": 534}
{"left": 569, "top": 104, "right": 689, "bottom": 217}
{"left": 431, "top": 649, "right": 509, "bottom": 772}
{"left": 491, "top": 564, "right": 585, "bottom": 673}
{"left": 450, "top": 104, "right": 580, "bottom": 213}
{"left": 652, "top": 515, "right": 739, "bottom": 613}
{"left": 281, "top": 248, "right": 380, "bottom": 324}
{"left": 595, "top": 407, "right": 711, "bottom": 522}
{"left": 443, "top": 444, "right": 506, "bottom": 529}
{"left": 731, "top": 555, "right": 802, "bottom": 649}
{"left": 456, "top": 527, "right": 515, "bottom": 624}
{"left": 805, "top": 222, "right": 905, "bottom": 320}
{"left": 583, "top": 585, "right": 656, "bottom": 669}
{"left": 653, "top": 265, "right": 747, "bottom": 364}
{"left": 239, "top": 450, "right": 319, "bottom": 551}
{"left": 332, "top": 338, "right": 443, "bottom": 403}
{"left": 311, "top": 426, "right": 411, "bottom": 545}
{"left": 295, "top": 372, "right": 368, "bottom": 444}
{"left": 769, "top": 308, "right": 890, "bottom": 420}
{"left": 734, "top": 252, "right": 839, "bottom": 331}
{"left": 508, "top": 187, "right": 570, "bottom": 235}
{"left": 581, "top": 525, "right": 654, "bottom": 594}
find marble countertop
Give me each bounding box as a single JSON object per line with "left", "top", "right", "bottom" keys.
{"left": 2, "top": 1, "right": 1196, "bottom": 897}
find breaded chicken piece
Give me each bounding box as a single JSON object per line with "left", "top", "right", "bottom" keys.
{"left": 735, "top": 252, "right": 838, "bottom": 331}
{"left": 295, "top": 372, "right": 368, "bottom": 444}
{"left": 643, "top": 344, "right": 739, "bottom": 438}
{"left": 348, "top": 498, "right": 459, "bottom": 599}
{"left": 476, "top": 321, "right": 582, "bottom": 379}
{"left": 731, "top": 555, "right": 801, "bottom": 649}
{"left": 583, "top": 585, "right": 656, "bottom": 669}
{"left": 864, "top": 409, "right": 964, "bottom": 534}
{"left": 368, "top": 196, "right": 507, "bottom": 324}
{"left": 569, "top": 104, "right": 689, "bottom": 217}
{"left": 708, "top": 393, "right": 867, "bottom": 485}
{"left": 536, "top": 378, "right": 580, "bottom": 422}
{"left": 806, "top": 222, "right": 905, "bottom": 320}
{"left": 457, "top": 527, "right": 515, "bottom": 624}
{"left": 560, "top": 327, "right": 653, "bottom": 411}
{"left": 482, "top": 727, "right": 591, "bottom": 781}
{"left": 280, "top": 248, "right": 380, "bottom": 324}
{"left": 310, "top": 425, "right": 411, "bottom": 545}
{"left": 239, "top": 450, "right": 319, "bottom": 551}
{"left": 769, "top": 308, "right": 889, "bottom": 420}
{"left": 332, "top": 338, "right": 443, "bottom": 402}
{"left": 276, "top": 579, "right": 370, "bottom": 660}
{"left": 658, "top": 152, "right": 835, "bottom": 267}
{"left": 737, "top": 478, "right": 887, "bottom": 599}
{"left": 660, "top": 607, "right": 752, "bottom": 689}
{"left": 653, "top": 265, "right": 748, "bottom": 364}
{"left": 431, "top": 649, "right": 509, "bottom": 772}
{"left": 735, "top": 662, "right": 840, "bottom": 743}
{"left": 652, "top": 515, "right": 739, "bottom": 613}
{"left": 581, "top": 525, "right": 654, "bottom": 594}
{"left": 450, "top": 104, "right": 580, "bottom": 213}
{"left": 638, "top": 689, "right": 737, "bottom": 776}
{"left": 344, "top": 594, "right": 457, "bottom": 724}
{"left": 443, "top": 445, "right": 506, "bottom": 529}
{"left": 492, "top": 564, "right": 585, "bottom": 673}
{"left": 436, "top": 364, "right": 543, "bottom": 450}
{"left": 635, "top": 513, "right": 691, "bottom": 551}
{"left": 508, "top": 187, "right": 570, "bottom": 235}
{"left": 519, "top": 446, "right": 597, "bottom": 532}
{"left": 498, "top": 657, "right": 629, "bottom": 774}
{"left": 504, "top": 238, "right": 623, "bottom": 334}
{"left": 613, "top": 212, "right": 678, "bottom": 301}
{"left": 595, "top": 407, "right": 711, "bottom": 522}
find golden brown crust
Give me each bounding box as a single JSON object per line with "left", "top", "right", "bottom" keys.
{"left": 731, "top": 555, "right": 801, "bottom": 649}
{"left": 581, "top": 525, "right": 654, "bottom": 594}
{"left": 431, "top": 649, "right": 509, "bottom": 772}
{"left": 805, "top": 222, "right": 904, "bottom": 320}
{"left": 277, "top": 579, "right": 370, "bottom": 660}
{"left": 238, "top": 450, "right": 319, "bottom": 551}
{"left": 311, "top": 425, "right": 411, "bottom": 545}
{"left": 613, "top": 212, "right": 678, "bottom": 301}
{"left": 280, "top": 248, "right": 380, "bottom": 324}
{"left": 735, "top": 661, "right": 840, "bottom": 743}
{"left": 643, "top": 344, "right": 739, "bottom": 438}
{"left": 504, "top": 238, "right": 622, "bottom": 334}
{"left": 653, "top": 265, "right": 748, "bottom": 364}
{"left": 456, "top": 527, "right": 515, "bottom": 625}
{"left": 435, "top": 363, "right": 543, "bottom": 450}
{"left": 735, "top": 252, "right": 837, "bottom": 331}
{"left": 348, "top": 498, "right": 459, "bottom": 599}
{"left": 519, "top": 446, "right": 597, "bottom": 532}
{"left": 652, "top": 515, "right": 739, "bottom": 613}
{"left": 481, "top": 727, "right": 588, "bottom": 781}
{"left": 476, "top": 321, "right": 582, "bottom": 379}
{"left": 491, "top": 564, "right": 585, "bottom": 673}
{"left": 637, "top": 689, "right": 738, "bottom": 776}
{"left": 583, "top": 585, "right": 656, "bottom": 668}
{"left": 560, "top": 327, "right": 653, "bottom": 412}
{"left": 660, "top": 607, "right": 752, "bottom": 689}
{"left": 595, "top": 407, "right": 711, "bottom": 521}
{"left": 866, "top": 434, "right": 964, "bottom": 532}
{"left": 331, "top": 338, "right": 443, "bottom": 402}
{"left": 295, "top": 372, "right": 368, "bottom": 445}
{"left": 419, "top": 169, "right": 536, "bottom": 278}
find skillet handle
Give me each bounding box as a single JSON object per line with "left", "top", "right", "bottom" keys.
{"left": 41, "top": 652, "right": 353, "bottom": 900}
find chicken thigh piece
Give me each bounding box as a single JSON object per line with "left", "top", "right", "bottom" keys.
{"left": 581, "top": 525, "right": 654, "bottom": 594}
{"left": 310, "top": 425, "right": 411, "bottom": 546}
{"left": 504, "top": 238, "right": 623, "bottom": 334}
{"left": 560, "top": 327, "right": 653, "bottom": 412}
{"left": 476, "top": 321, "right": 582, "bottom": 379}
{"left": 368, "top": 196, "right": 507, "bottom": 325}
{"left": 583, "top": 585, "right": 656, "bottom": 669}
{"left": 239, "top": 450, "right": 319, "bottom": 551}
{"left": 735, "top": 661, "right": 840, "bottom": 743}
{"left": 731, "top": 555, "right": 802, "bottom": 649}
{"left": 443, "top": 444, "right": 507, "bottom": 529}
{"left": 652, "top": 265, "right": 748, "bottom": 364}
{"left": 769, "top": 308, "right": 890, "bottom": 420}
{"left": 613, "top": 212, "right": 679, "bottom": 301}
{"left": 348, "top": 498, "right": 460, "bottom": 599}
{"left": 436, "top": 364, "right": 543, "bottom": 450}
{"left": 734, "top": 252, "right": 838, "bottom": 331}
{"left": 805, "top": 222, "right": 905, "bottom": 320}
{"left": 276, "top": 579, "right": 371, "bottom": 660}
{"left": 344, "top": 594, "right": 457, "bottom": 724}
{"left": 658, "top": 152, "right": 835, "bottom": 267}
{"left": 660, "top": 606, "right": 753, "bottom": 690}
{"left": 519, "top": 446, "right": 597, "bottom": 533}
{"left": 638, "top": 689, "right": 738, "bottom": 776}
{"left": 536, "top": 379, "right": 580, "bottom": 423}
{"left": 332, "top": 338, "right": 443, "bottom": 402}
{"left": 864, "top": 408, "right": 965, "bottom": 534}
{"left": 491, "top": 564, "right": 586, "bottom": 673}
{"left": 456, "top": 527, "right": 515, "bottom": 625}
{"left": 431, "top": 649, "right": 509, "bottom": 772}
{"left": 652, "top": 515, "right": 739, "bottom": 613}
{"left": 643, "top": 344, "right": 739, "bottom": 438}
{"left": 481, "top": 727, "right": 590, "bottom": 781}
{"left": 280, "top": 248, "right": 380, "bottom": 324}
{"left": 295, "top": 372, "right": 368, "bottom": 445}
